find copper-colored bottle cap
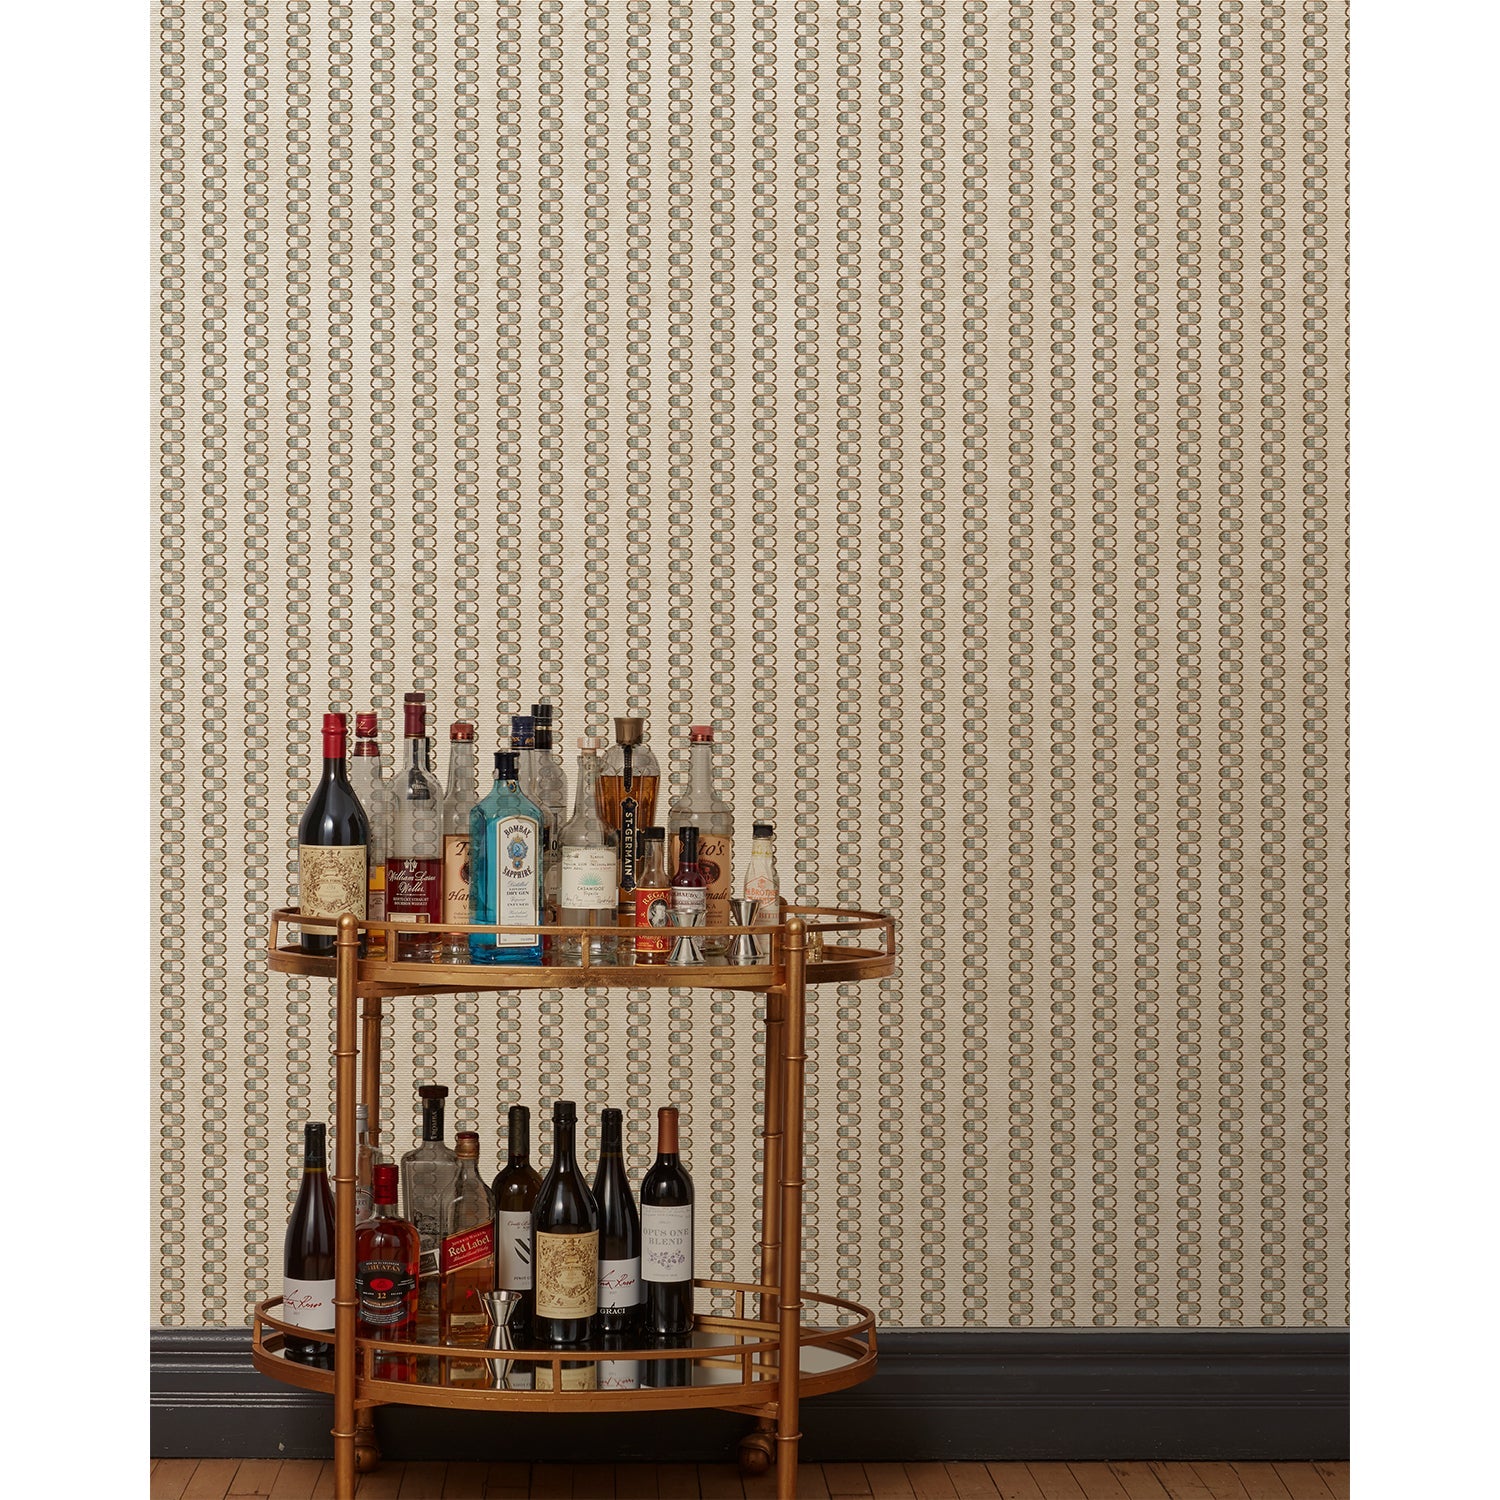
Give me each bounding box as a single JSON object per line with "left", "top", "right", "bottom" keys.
{"left": 657, "top": 1105, "right": 680, "bottom": 1154}
{"left": 688, "top": 724, "right": 713, "bottom": 744}
{"left": 579, "top": 735, "right": 606, "bottom": 752}
{"left": 614, "top": 716, "right": 645, "bottom": 747}
{"left": 455, "top": 1131, "right": 480, "bottom": 1159}
{"left": 450, "top": 721, "right": 475, "bottom": 741}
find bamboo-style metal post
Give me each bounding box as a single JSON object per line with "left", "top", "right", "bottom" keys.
{"left": 776, "top": 917, "right": 807, "bottom": 1499}
{"left": 759, "top": 980, "right": 786, "bottom": 1319}
{"left": 359, "top": 995, "right": 383, "bottom": 1146}
{"left": 332, "top": 915, "right": 360, "bottom": 1499}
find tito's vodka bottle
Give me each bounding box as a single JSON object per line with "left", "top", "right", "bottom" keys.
{"left": 666, "top": 725, "right": 734, "bottom": 955}
{"left": 441, "top": 721, "right": 478, "bottom": 963}
{"left": 386, "top": 693, "right": 445, "bottom": 961}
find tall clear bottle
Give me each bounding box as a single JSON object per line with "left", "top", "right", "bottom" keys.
{"left": 741, "top": 821, "right": 781, "bottom": 961}
{"left": 348, "top": 714, "right": 393, "bottom": 958}
{"left": 531, "top": 702, "right": 568, "bottom": 929}
{"left": 441, "top": 1131, "right": 497, "bottom": 1385}
{"left": 386, "top": 692, "right": 445, "bottom": 962}
{"left": 354, "top": 1102, "right": 392, "bottom": 1223}
{"left": 666, "top": 724, "right": 734, "bottom": 955}
{"left": 441, "top": 721, "right": 478, "bottom": 964}
{"left": 399, "top": 1083, "right": 459, "bottom": 1313}
{"left": 558, "top": 736, "right": 617, "bottom": 964}
{"left": 599, "top": 716, "right": 661, "bottom": 927}
{"left": 510, "top": 713, "right": 538, "bottom": 803}
{"left": 468, "top": 750, "right": 545, "bottom": 965}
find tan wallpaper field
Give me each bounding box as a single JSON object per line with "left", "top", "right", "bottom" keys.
{"left": 153, "top": 0, "right": 1347, "bottom": 1329}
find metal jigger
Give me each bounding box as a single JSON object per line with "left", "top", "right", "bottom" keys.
{"left": 668, "top": 907, "right": 705, "bottom": 965}
{"left": 483, "top": 1289, "right": 525, "bottom": 1385}
{"left": 725, "top": 898, "right": 759, "bottom": 965}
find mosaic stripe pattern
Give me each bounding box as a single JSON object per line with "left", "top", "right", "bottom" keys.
{"left": 153, "top": 1, "right": 1348, "bottom": 1329}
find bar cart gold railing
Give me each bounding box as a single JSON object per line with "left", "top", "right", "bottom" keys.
{"left": 255, "top": 904, "right": 895, "bottom": 1500}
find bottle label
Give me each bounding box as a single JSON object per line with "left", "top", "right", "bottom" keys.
{"left": 298, "top": 845, "right": 367, "bottom": 922}
{"left": 619, "top": 795, "right": 640, "bottom": 895}
{"left": 356, "top": 1259, "right": 417, "bottom": 1325}
{"left": 641, "top": 1205, "right": 694, "bottom": 1283}
{"left": 496, "top": 1209, "right": 534, "bottom": 1290}
{"left": 367, "top": 862, "right": 387, "bottom": 921}
{"left": 385, "top": 857, "right": 441, "bottom": 924}
{"left": 282, "top": 1277, "right": 336, "bottom": 1331}
{"left": 599, "top": 1358, "right": 641, "bottom": 1390}
{"left": 534, "top": 1229, "right": 600, "bottom": 1319}
{"left": 673, "top": 834, "right": 732, "bottom": 931}
{"left": 442, "top": 833, "right": 471, "bottom": 924}
{"left": 491, "top": 816, "right": 541, "bottom": 946}
{"left": 440, "top": 1220, "right": 495, "bottom": 1274}
{"left": 634, "top": 886, "right": 672, "bottom": 955}
{"left": 598, "top": 1256, "right": 642, "bottom": 1312}
{"left": 355, "top": 1183, "right": 372, "bottom": 1222}
{"left": 535, "top": 1361, "right": 599, "bottom": 1391}
{"left": 560, "top": 847, "right": 618, "bottom": 910}
{"left": 670, "top": 885, "right": 707, "bottom": 921}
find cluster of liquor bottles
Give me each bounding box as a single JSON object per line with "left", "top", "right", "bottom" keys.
{"left": 281, "top": 1088, "right": 695, "bottom": 1388}
{"left": 296, "top": 695, "right": 784, "bottom": 964}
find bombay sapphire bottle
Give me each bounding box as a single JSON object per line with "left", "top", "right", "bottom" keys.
{"left": 468, "top": 749, "right": 545, "bottom": 965}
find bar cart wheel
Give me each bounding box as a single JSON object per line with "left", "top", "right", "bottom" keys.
{"left": 738, "top": 1426, "right": 776, "bottom": 1476}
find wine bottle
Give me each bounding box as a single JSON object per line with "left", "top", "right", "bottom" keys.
{"left": 641, "top": 1105, "right": 695, "bottom": 1335}
{"left": 440, "top": 1131, "right": 496, "bottom": 1386}
{"left": 356, "top": 1163, "right": 420, "bottom": 1381}
{"left": 297, "top": 713, "right": 370, "bottom": 956}
{"left": 531, "top": 1099, "right": 599, "bottom": 1345}
{"left": 492, "top": 1104, "right": 544, "bottom": 1332}
{"left": 592, "top": 1107, "right": 642, "bottom": 1336}
{"left": 282, "top": 1121, "right": 336, "bottom": 1367}
{"left": 386, "top": 692, "right": 445, "bottom": 961}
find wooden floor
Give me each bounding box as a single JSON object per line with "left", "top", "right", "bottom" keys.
{"left": 149, "top": 1459, "right": 1351, "bottom": 1500}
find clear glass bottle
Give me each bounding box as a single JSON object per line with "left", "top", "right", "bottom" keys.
{"left": 441, "top": 722, "right": 478, "bottom": 964}
{"left": 468, "top": 749, "right": 545, "bottom": 965}
{"left": 598, "top": 716, "right": 661, "bottom": 924}
{"left": 510, "top": 713, "right": 538, "bottom": 803}
{"left": 348, "top": 713, "right": 393, "bottom": 958}
{"left": 386, "top": 693, "right": 445, "bottom": 961}
{"left": 531, "top": 702, "right": 568, "bottom": 927}
{"left": 399, "top": 1083, "right": 459, "bottom": 1314}
{"left": 354, "top": 1101, "right": 392, "bottom": 1223}
{"left": 441, "top": 1131, "right": 497, "bottom": 1386}
{"left": 742, "top": 821, "right": 781, "bottom": 961}
{"left": 558, "top": 736, "right": 618, "bottom": 964}
{"left": 666, "top": 724, "right": 734, "bottom": 955}
{"left": 632, "top": 828, "right": 672, "bottom": 964}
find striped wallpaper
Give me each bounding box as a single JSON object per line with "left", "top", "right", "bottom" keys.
{"left": 153, "top": 0, "right": 1348, "bottom": 1329}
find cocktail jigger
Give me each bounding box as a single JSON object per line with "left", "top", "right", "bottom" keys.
{"left": 483, "top": 1289, "right": 525, "bottom": 1383}
{"left": 668, "top": 907, "right": 705, "bottom": 965}
{"left": 725, "top": 898, "right": 759, "bottom": 964}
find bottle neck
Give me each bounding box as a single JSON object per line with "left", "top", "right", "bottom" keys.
{"left": 508, "top": 1111, "right": 530, "bottom": 1165}
{"left": 687, "top": 741, "right": 715, "bottom": 797}
{"left": 405, "top": 736, "right": 426, "bottom": 771}
{"left": 600, "top": 1116, "right": 624, "bottom": 1155}
{"left": 656, "top": 1110, "right": 680, "bottom": 1160}
{"left": 572, "top": 754, "right": 600, "bottom": 815}
{"left": 553, "top": 1116, "right": 578, "bottom": 1172}
{"left": 422, "top": 1101, "right": 445, "bottom": 1143}
{"left": 303, "top": 1126, "right": 327, "bottom": 1171}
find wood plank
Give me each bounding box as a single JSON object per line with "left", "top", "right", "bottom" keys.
{"left": 440, "top": 1463, "right": 490, "bottom": 1499}
{"left": 1024, "top": 1465, "right": 1086, "bottom": 1500}
{"left": 1228, "top": 1464, "right": 1292, "bottom": 1500}
{"left": 568, "top": 1466, "right": 614, "bottom": 1499}
{"left": 357, "top": 1465, "right": 408, "bottom": 1499}
{"left": 824, "top": 1465, "right": 873, "bottom": 1497}
{"left": 1149, "top": 1465, "right": 1214, "bottom": 1500}
{"left": 229, "top": 1460, "right": 284, "bottom": 1496}
{"left": 1310, "top": 1466, "right": 1347, "bottom": 1500}
{"left": 983, "top": 1466, "right": 1047, "bottom": 1500}
{"left": 796, "top": 1467, "right": 831, "bottom": 1500}
{"left": 528, "top": 1466, "right": 573, "bottom": 1500}
{"left": 483, "top": 1464, "right": 533, "bottom": 1500}
{"left": 153, "top": 1461, "right": 201, "bottom": 1500}
{"left": 655, "top": 1468, "right": 700, "bottom": 1500}
{"left": 1105, "top": 1464, "right": 1171, "bottom": 1500}
{"left": 311, "top": 1461, "right": 338, "bottom": 1499}
{"left": 613, "top": 1469, "right": 658, "bottom": 1500}
{"left": 268, "top": 1460, "right": 324, "bottom": 1500}
{"left": 865, "top": 1466, "right": 916, "bottom": 1499}
{"left": 398, "top": 1463, "right": 448, "bottom": 1499}
{"left": 185, "top": 1460, "right": 246, "bottom": 1500}
{"left": 1190, "top": 1464, "right": 1251, "bottom": 1500}
{"left": 698, "top": 1465, "right": 745, "bottom": 1498}
{"left": 1067, "top": 1466, "right": 1128, "bottom": 1498}
{"left": 1267, "top": 1466, "right": 1334, "bottom": 1500}
{"left": 741, "top": 1466, "right": 778, "bottom": 1500}
{"left": 942, "top": 1465, "right": 1000, "bottom": 1500}
{"left": 905, "top": 1465, "right": 959, "bottom": 1500}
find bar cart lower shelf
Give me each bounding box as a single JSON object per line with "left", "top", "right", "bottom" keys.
{"left": 257, "top": 904, "right": 895, "bottom": 1499}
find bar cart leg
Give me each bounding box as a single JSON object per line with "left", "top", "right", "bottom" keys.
{"left": 355, "top": 992, "right": 384, "bottom": 1472}
{"left": 776, "top": 919, "right": 808, "bottom": 1500}
{"left": 333, "top": 915, "right": 360, "bottom": 1500}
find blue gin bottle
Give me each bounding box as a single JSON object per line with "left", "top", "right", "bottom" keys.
{"left": 468, "top": 750, "right": 545, "bottom": 965}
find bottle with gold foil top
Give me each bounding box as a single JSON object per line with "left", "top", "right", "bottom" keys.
{"left": 666, "top": 725, "right": 734, "bottom": 956}
{"left": 441, "top": 722, "right": 477, "bottom": 963}
{"left": 599, "top": 716, "right": 661, "bottom": 925}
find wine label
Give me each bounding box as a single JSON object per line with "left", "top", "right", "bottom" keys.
{"left": 490, "top": 816, "right": 541, "bottom": 946}
{"left": 641, "top": 1205, "right": 694, "bottom": 1283}
{"left": 442, "top": 833, "right": 471, "bottom": 924}
{"left": 672, "top": 833, "right": 732, "bottom": 930}
{"left": 634, "top": 885, "right": 671, "bottom": 955}
{"left": 282, "top": 1277, "right": 336, "bottom": 1331}
{"left": 560, "top": 847, "right": 618, "bottom": 910}
{"left": 440, "top": 1220, "right": 495, "bottom": 1274}
{"left": 534, "top": 1361, "right": 599, "bottom": 1391}
{"left": 356, "top": 1259, "right": 417, "bottom": 1325}
{"left": 670, "top": 885, "right": 706, "bottom": 921}
{"left": 298, "top": 844, "right": 367, "bottom": 922}
{"left": 386, "top": 857, "right": 441, "bottom": 924}
{"left": 534, "top": 1229, "right": 599, "bottom": 1319}
{"left": 598, "top": 1256, "right": 642, "bottom": 1312}
{"left": 496, "top": 1209, "right": 534, "bottom": 1290}
{"left": 599, "top": 1358, "right": 641, "bottom": 1390}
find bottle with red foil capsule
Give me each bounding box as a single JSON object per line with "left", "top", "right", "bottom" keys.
{"left": 440, "top": 1131, "right": 496, "bottom": 1385}
{"left": 296, "top": 712, "right": 370, "bottom": 956}
{"left": 386, "top": 692, "right": 445, "bottom": 961}
{"left": 348, "top": 713, "right": 392, "bottom": 958}
{"left": 633, "top": 828, "right": 671, "bottom": 963}
{"left": 356, "top": 1163, "right": 420, "bottom": 1381}
{"left": 666, "top": 724, "right": 733, "bottom": 956}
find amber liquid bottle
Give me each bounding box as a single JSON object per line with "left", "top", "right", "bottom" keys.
{"left": 356, "top": 1164, "right": 420, "bottom": 1381}
{"left": 598, "top": 716, "right": 661, "bottom": 924}
{"left": 440, "top": 1131, "right": 496, "bottom": 1386}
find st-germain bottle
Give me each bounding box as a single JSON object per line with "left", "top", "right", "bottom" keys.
{"left": 441, "top": 721, "right": 478, "bottom": 964}
{"left": 348, "top": 713, "right": 393, "bottom": 958}
{"left": 592, "top": 1107, "right": 642, "bottom": 1336}
{"left": 356, "top": 1163, "right": 420, "bottom": 1381}
{"left": 400, "top": 1084, "right": 458, "bottom": 1313}
{"left": 492, "top": 1104, "right": 544, "bottom": 1333}
{"left": 386, "top": 692, "right": 445, "bottom": 961}
{"left": 531, "top": 1099, "right": 600, "bottom": 1345}
{"left": 558, "top": 736, "right": 617, "bottom": 964}
{"left": 468, "top": 750, "right": 544, "bottom": 965}
{"left": 599, "top": 716, "right": 661, "bottom": 925}
{"left": 297, "top": 713, "right": 370, "bottom": 956}
{"left": 666, "top": 724, "right": 734, "bottom": 955}
{"left": 440, "top": 1131, "right": 496, "bottom": 1385}
{"left": 641, "top": 1106, "right": 695, "bottom": 1336}
{"left": 282, "top": 1121, "right": 336, "bottom": 1366}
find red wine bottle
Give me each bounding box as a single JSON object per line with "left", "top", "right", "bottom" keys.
{"left": 297, "top": 713, "right": 371, "bottom": 956}
{"left": 641, "top": 1106, "right": 695, "bottom": 1335}
{"left": 531, "top": 1099, "right": 599, "bottom": 1345}
{"left": 592, "top": 1107, "right": 642, "bottom": 1336}
{"left": 282, "top": 1121, "right": 336, "bottom": 1367}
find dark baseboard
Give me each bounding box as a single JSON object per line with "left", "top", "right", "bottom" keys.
{"left": 151, "top": 1326, "right": 1348, "bottom": 1463}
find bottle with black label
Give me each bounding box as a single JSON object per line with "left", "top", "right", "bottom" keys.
{"left": 356, "top": 1163, "right": 420, "bottom": 1381}
{"left": 492, "top": 1104, "right": 544, "bottom": 1333}
{"left": 531, "top": 1099, "right": 599, "bottom": 1345}
{"left": 640, "top": 1105, "right": 695, "bottom": 1335}
{"left": 282, "top": 1121, "right": 336, "bottom": 1366}
{"left": 591, "top": 1106, "right": 642, "bottom": 1336}
{"left": 599, "top": 716, "right": 661, "bottom": 924}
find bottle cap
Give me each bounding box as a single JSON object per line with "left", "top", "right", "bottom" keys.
{"left": 354, "top": 713, "right": 378, "bottom": 737}
{"left": 553, "top": 1098, "right": 577, "bottom": 1124}
{"left": 322, "top": 713, "right": 347, "bottom": 733}
{"left": 418, "top": 1084, "right": 450, "bottom": 1101}
{"left": 510, "top": 714, "right": 535, "bottom": 748}
{"left": 403, "top": 697, "right": 427, "bottom": 737}
{"left": 601, "top": 1106, "right": 623, "bottom": 1126}
{"left": 531, "top": 701, "right": 554, "bottom": 721}
{"left": 657, "top": 1105, "right": 680, "bottom": 1154}
{"left": 372, "top": 1163, "right": 399, "bottom": 1204}
{"left": 614, "top": 716, "right": 645, "bottom": 747}
{"left": 355, "top": 1103, "right": 368, "bottom": 1124}
{"left": 579, "top": 735, "right": 605, "bottom": 752}
{"left": 753, "top": 822, "right": 775, "bottom": 839}
{"left": 450, "top": 721, "right": 475, "bottom": 741}
{"left": 688, "top": 724, "right": 714, "bottom": 744}
{"left": 321, "top": 714, "right": 348, "bottom": 756}
{"left": 642, "top": 826, "right": 666, "bottom": 842}
{"left": 455, "top": 1131, "right": 480, "bottom": 1159}
{"left": 495, "top": 750, "right": 519, "bottom": 780}
{"left": 679, "top": 826, "right": 700, "bottom": 861}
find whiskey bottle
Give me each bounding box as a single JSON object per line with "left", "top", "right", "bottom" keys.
{"left": 632, "top": 828, "right": 672, "bottom": 963}
{"left": 598, "top": 716, "right": 661, "bottom": 924}
{"left": 399, "top": 1083, "right": 458, "bottom": 1313}
{"left": 666, "top": 724, "right": 734, "bottom": 955}
{"left": 441, "top": 721, "right": 478, "bottom": 964}
{"left": 386, "top": 692, "right": 445, "bottom": 961}
{"left": 440, "top": 1131, "right": 496, "bottom": 1385}
{"left": 356, "top": 1163, "right": 420, "bottom": 1381}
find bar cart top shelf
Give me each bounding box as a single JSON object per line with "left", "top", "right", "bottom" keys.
{"left": 268, "top": 903, "right": 897, "bottom": 994}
